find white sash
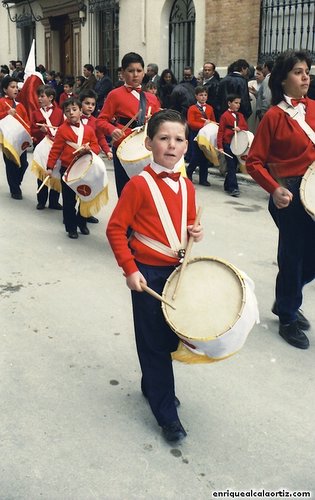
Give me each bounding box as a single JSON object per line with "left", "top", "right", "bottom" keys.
{"left": 277, "top": 100, "right": 315, "bottom": 145}
{"left": 133, "top": 171, "right": 188, "bottom": 259}
{"left": 40, "top": 108, "right": 57, "bottom": 137}
{"left": 66, "top": 123, "right": 84, "bottom": 150}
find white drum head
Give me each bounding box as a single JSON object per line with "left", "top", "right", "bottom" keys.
{"left": 230, "top": 130, "right": 250, "bottom": 156}
{"left": 300, "top": 163, "right": 315, "bottom": 219}
{"left": 163, "top": 257, "right": 245, "bottom": 340}
{"left": 67, "top": 152, "right": 92, "bottom": 182}
{"left": 117, "top": 130, "right": 151, "bottom": 162}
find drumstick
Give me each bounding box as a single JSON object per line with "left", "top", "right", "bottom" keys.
{"left": 234, "top": 120, "right": 237, "bottom": 148}
{"left": 5, "top": 101, "right": 30, "bottom": 130}
{"left": 72, "top": 142, "right": 90, "bottom": 155}
{"left": 36, "top": 175, "right": 50, "bottom": 194}
{"left": 214, "top": 147, "right": 233, "bottom": 159}
{"left": 172, "top": 207, "right": 203, "bottom": 300}
{"left": 143, "top": 106, "right": 152, "bottom": 138}
{"left": 120, "top": 111, "right": 140, "bottom": 134}
{"left": 141, "top": 283, "right": 176, "bottom": 310}
{"left": 36, "top": 122, "right": 58, "bottom": 129}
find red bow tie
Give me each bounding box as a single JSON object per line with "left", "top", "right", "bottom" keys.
{"left": 291, "top": 97, "right": 307, "bottom": 107}
{"left": 158, "top": 171, "right": 181, "bottom": 181}
{"left": 125, "top": 85, "right": 142, "bottom": 93}
{"left": 44, "top": 106, "right": 53, "bottom": 111}
{"left": 70, "top": 122, "right": 81, "bottom": 128}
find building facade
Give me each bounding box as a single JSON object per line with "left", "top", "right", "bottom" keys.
{"left": 1, "top": 0, "right": 315, "bottom": 82}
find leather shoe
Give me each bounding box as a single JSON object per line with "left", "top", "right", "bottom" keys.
{"left": 11, "top": 192, "right": 22, "bottom": 200}
{"left": 87, "top": 216, "right": 99, "bottom": 223}
{"left": 272, "top": 302, "right": 310, "bottom": 331}
{"left": 68, "top": 231, "right": 78, "bottom": 239}
{"left": 199, "top": 181, "right": 211, "bottom": 186}
{"left": 36, "top": 203, "right": 45, "bottom": 210}
{"left": 49, "top": 203, "right": 63, "bottom": 210}
{"left": 279, "top": 321, "right": 309, "bottom": 349}
{"left": 162, "top": 420, "right": 187, "bottom": 442}
{"left": 79, "top": 226, "right": 90, "bottom": 235}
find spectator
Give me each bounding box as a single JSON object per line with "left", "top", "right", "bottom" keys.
{"left": 55, "top": 72, "right": 64, "bottom": 103}
{"left": 256, "top": 59, "right": 274, "bottom": 120}
{"left": 73, "top": 75, "right": 85, "bottom": 96}
{"left": 180, "top": 66, "right": 198, "bottom": 87}
{"left": 81, "top": 64, "right": 97, "bottom": 90}
{"left": 247, "top": 64, "right": 265, "bottom": 132}
{"left": 217, "top": 59, "right": 252, "bottom": 119}
{"left": 157, "top": 69, "right": 177, "bottom": 108}
{"left": 114, "top": 66, "right": 125, "bottom": 88}
{"left": 94, "top": 65, "right": 113, "bottom": 115}
{"left": 46, "top": 70, "right": 57, "bottom": 90}
{"left": 146, "top": 63, "right": 160, "bottom": 85}
{"left": 202, "top": 61, "right": 220, "bottom": 119}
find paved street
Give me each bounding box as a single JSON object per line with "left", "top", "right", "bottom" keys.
{"left": 1, "top": 154, "right": 314, "bottom": 499}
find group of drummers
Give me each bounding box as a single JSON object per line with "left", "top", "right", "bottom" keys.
{"left": 1, "top": 49, "right": 315, "bottom": 441}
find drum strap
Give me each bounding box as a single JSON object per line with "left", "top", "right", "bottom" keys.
{"left": 133, "top": 171, "right": 188, "bottom": 259}
{"left": 138, "top": 92, "right": 147, "bottom": 127}
{"left": 277, "top": 101, "right": 315, "bottom": 145}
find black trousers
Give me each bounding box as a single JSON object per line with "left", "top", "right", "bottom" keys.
{"left": 269, "top": 176, "right": 315, "bottom": 324}
{"left": 186, "top": 131, "right": 210, "bottom": 184}
{"left": 37, "top": 178, "right": 60, "bottom": 207}
{"left": 112, "top": 147, "right": 130, "bottom": 197}
{"left": 223, "top": 143, "right": 239, "bottom": 192}
{"left": 131, "top": 262, "right": 180, "bottom": 427}
{"left": 4, "top": 151, "right": 28, "bottom": 195}
{"left": 60, "top": 167, "right": 87, "bottom": 233}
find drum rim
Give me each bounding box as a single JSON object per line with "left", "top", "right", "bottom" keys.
{"left": 300, "top": 162, "right": 315, "bottom": 217}
{"left": 64, "top": 151, "right": 94, "bottom": 183}
{"left": 117, "top": 129, "right": 151, "bottom": 163}
{"left": 162, "top": 256, "right": 247, "bottom": 341}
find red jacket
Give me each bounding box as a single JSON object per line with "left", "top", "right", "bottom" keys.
{"left": 246, "top": 98, "right": 315, "bottom": 193}
{"left": 81, "top": 114, "right": 110, "bottom": 154}
{"left": 96, "top": 85, "right": 160, "bottom": 147}
{"left": 47, "top": 121, "right": 100, "bottom": 169}
{"left": 31, "top": 104, "right": 64, "bottom": 145}
{"left": 0, "top": 97, "right": 30, "bottom": 127}
{"left": 217, "top": 109, "right": 248, "bottom": 148}
{"left": 106, "top": 165, "right": 196, "bottom": 276}
{"left": 187, "top": 103, "right": 216, "bottom": 131}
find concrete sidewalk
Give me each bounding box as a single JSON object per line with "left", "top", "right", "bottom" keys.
{"left": 0, "top": 155, "right": 314, "bottom": 499}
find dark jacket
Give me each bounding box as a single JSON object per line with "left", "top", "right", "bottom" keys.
{"left": 169, "top": 82, "right": 196, "bottom": 118}
{"left": 217, "top": 72, "right": 252, "bottom": 119}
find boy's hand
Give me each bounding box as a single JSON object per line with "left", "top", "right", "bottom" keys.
{"left": 46, "top": 168, "right": 53, "bottom": 177}
{"left": 112, "top": 128, "right": 125, "bottom": 142}
{"left": 8, "top": 108, "right": 17, "bottom": 117}
{"left": 187, "top": 223, "right": 203, "bottom": 242}
{"left": 218, "top": 148, "right": 224, "bottom": 154}
{"left": 233, "top": 126, "right": 241, "bottom": 132}
{"left": 106, "top": 151, "right": 113, "bottom": 161}
{"left": 272, "top": 186, "right": 293, "bottom": 209}
{"left": 126, "top": 271, "right": 147, "bottom": 291}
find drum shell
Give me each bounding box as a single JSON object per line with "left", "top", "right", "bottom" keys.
{"left": 162, "top": 257, "right": 259, "bottom": 360}
{"left": 117, "top": 130, "right": 152, "bottom": 178}
{"left": 0, "top": 114, "right": 32, "bottom": 166}
{"left": 63, "top": 151, "right": 108, "bottom": 202}
{"left": 32, "top": 136, "right": 61, "bottom": 181}
{"left": 195, "top": 123, "right": 219, "bottom": 166}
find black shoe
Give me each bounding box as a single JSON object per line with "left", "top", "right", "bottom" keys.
{"left": 272, "top": 302, "right": 310, "bottom": 331}
{"left": 11, "top": 192, "right": 23, "bottom": 200}
{"left": 87, "top": 216, "right": 99, "bottom": 224}
{"left": 36, "top": 203, "right": 45, "bottom": 210}
{"left": 79, "top": 226, "right": 90, "bottom": 235}
{"left": 279, "top": 321, "right": 309, "bottom": 349}
{"left": 68, "top": 231, "right": 78, "bottom": 239}
{"left": 229, "top": 189, "right": 240, "bottom": 197}
{"left": 162, "top": 420, "right": 187, "bottom": 442}
{"left": 199, "top": 181, "right": 211, "bottom": 186}
{"left": 49, "top": 203, "right": 63, "bottom": 210}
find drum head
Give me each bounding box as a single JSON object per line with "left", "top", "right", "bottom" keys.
{"left": 117, "top": 130, "right": 151, "bottom": 163}
{"left": 300, "top": 163, "right": 315, "bottom": 218}
{"left": 230, "top": 130, "right": 249, "bottom": 156}
{"left": 162, "top": 257, "right": 245, "bottom": 340}
{"left": 67, "top": 152, "right": 92, "bottom": 182}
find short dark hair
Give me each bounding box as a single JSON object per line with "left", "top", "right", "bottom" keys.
{"left": 95, "top": 65, "right": 107, "bottom": 74}
{"left": 62, "top": 96, "right": 82, "bottom": 111}
{"left": 227, "top": 93, "right": 241, "bottom": 104}
{"left": 121, "top": 52, "right": 144, "bottom": 70}
{"left": 79, "top": 88, "right": 97, "bottom": 101}
{"left": 144, "top": 81, "right": 157, "bottom": 91}
{"left": 264, "top": 59, "right": 274, "bottom": 73}
{"left": 63, "top": 77, "right": 74, "bottom": 87}
{"left": 233, "top": 59, "right": 249, "bottom": 72}
{"left": 84, "top": 64, "right": 94, "bottom": 73}
{"left": 269, "top": 50, "right": 311, "bottom": 105}
{"left": 147, "top": 109, "right": 188, "bottom": 139}
{"left": 1, "top": 75, "right": 18, "bottom": 92}
{"left": 37, "top": 84, "right": 56, "bottom": 100}
{"left": 195, "top": 85, "right": 207, "bottom": 95}
{"left": 204, "top": 61, "right": 216, "bottom": 71}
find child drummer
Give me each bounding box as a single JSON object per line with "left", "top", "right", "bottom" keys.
{"left": 31, "top": 84, "right": 64, "bottom": 210}
{"left": 106, "top": 110, "right": 203, "bottom": 442}
{"left": 46, "top": 97, "right": 100, "bottom": 239}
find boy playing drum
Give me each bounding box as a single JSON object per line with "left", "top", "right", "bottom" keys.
{"left": 106, "top": 110, "right": 203, "bottom": 442}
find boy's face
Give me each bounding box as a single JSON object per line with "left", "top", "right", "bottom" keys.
{"left": 196, "top": 91, "right": 208, "bottom": 105}
{"left": 228, "top": 98, "right": 241, "bottom": 112}
{"left": 5, "top": 81, "right": 19, "bottom": 99}
{"left": 122, "top": 63, "right": 144, "bottom": 88}
{"left": 145, "top": 121, "right": 188, "bottom": 170}
{"left": 63, "top": 84, "right": 72, "bottom": 93}
{"left": 81, "top": 97, "right": 96, "bottom": 116}
{"left": 64, "top": 103, "right": 82, "bottom": 124}
{"left": 38, "top": 92, "right": 52, "bottom": 108}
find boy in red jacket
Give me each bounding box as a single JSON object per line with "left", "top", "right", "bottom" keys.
{"left": 46, "top": 97, "right": 100, "bottom": 239}
{"left": 106, "top": 110, "right": 203, "bottom": 443}
{"left": 217, "top": 93, "right": 248, "bottom": 197}
{"left": 31, "top": 84, "right": 64, "bottom": 209}
{"left": 186, "top": 86, "right": 216, "bottom": 186}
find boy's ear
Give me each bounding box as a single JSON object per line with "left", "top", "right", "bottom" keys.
{"left": 144, "top": 136, "right": 152, "bottom": 151}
